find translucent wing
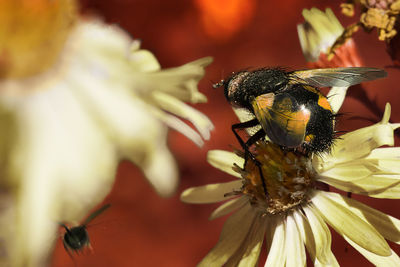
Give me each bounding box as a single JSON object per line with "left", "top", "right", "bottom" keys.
{"left": 251, "top": 93, "right": 311, "bottom": 148}
{"left": 289, "top": 67, "right": 387, "bottom": 87}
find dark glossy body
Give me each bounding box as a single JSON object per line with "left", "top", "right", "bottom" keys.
{"left": 222, "top": 68, "right": 335, "bottom": 153}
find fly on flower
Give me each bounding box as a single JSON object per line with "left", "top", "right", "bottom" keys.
{"left": 60, "top": 204, "right": 110, "bottom": 256}
{"left": 214, "top": 67, "right": 387, "bottom": 154}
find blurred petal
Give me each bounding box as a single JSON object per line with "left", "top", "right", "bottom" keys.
{"left": 8, "top": 86, "right": 117, "bottom": 266}
{"left": 298, "top": 8, "right": 343, "bottom": 62}
{"left": 180, "top": 180, "right": 242, "bottom": 204}
{"left": 151, "top": 91, "right": 214, "bottom": 140}
{"left": 311, "top": 191, "right": 391, "bottom": 256}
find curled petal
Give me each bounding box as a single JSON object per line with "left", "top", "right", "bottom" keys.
{"left": 326, "top": 86, "right": 348, "bottom": 114}
{"left": 314, "top": 103, "right": 400, "bottom": 172}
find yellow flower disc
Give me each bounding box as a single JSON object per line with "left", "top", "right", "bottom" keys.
{"left": 0, "top": 0, "right": 78, "bottom": 79}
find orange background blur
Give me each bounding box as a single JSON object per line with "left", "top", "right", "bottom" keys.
{"left": 51, "top": 0, "right": 400, "bottom": 266}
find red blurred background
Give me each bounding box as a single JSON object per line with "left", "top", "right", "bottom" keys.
{"left": 51, "top": 0, "right": 400, "bottom": 266}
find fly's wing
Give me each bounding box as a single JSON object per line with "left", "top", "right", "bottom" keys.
{"left": 83, "top": 204, "right": 111, "bottom": 225}
{"left": 289, "top": 67, "right": 387, "bottom": 87}
{"left": 251, "top": 93, "right": 311, "bottom": 148}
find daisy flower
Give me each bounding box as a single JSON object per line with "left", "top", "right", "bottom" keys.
{"left": 181, "top": 102, "right": 400, "bottom": 266}
{"left": 0, "top": 0, "right": 213, "bottom": 266}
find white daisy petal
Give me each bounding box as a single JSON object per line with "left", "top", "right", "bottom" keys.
{"left": 9, "top": 86, "right": 117, "bottom": 266}
{"left": 303, "top": 205, "right": 332, "bottom": 265}
{"left": 180, "top": 180, "right": 242, "bottom": 204}
{"left": 323, "top": 192, "right": 400, "bottom": 244}
{"left": 209, "top": 196, "right": 248, "bottom": 221}
{"left": 311, "top": 191, "right": 391, "bottom": 256}
{"left": 326, "top": 86, "right": 349, "bottom": 114}
{"left": 225, "top": 213, "right": 266, "bottom": 267}
{"left": 320, "top": 175, "right": 400, "bottom": 198}
{"left": 138, "top": 57, "right": 213, "bottom": 103}
{"left": 151, "top": 91, "right": 214, "bottom": 140}
{"left": 147, "top": 105, "right": 204, "bottom": 147}
{"left": 265, "top": 216, "right": 286, "bottom": 267}
{"left": 207, "top": 150, "right": 244, "bottom": 178}
{"left": 314, "top": 103, "right": 400, "bottom": 172}
{"left": 285, "top": 214, "right": 306, "bottom": 267}
{"left": 198, "top": 204, "right": 256, "bottom": 267}
{"left": 344, "top": 236, "right": 400, "bottom": 267}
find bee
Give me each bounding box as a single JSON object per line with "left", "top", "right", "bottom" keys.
{"left": 60, "top": 204, "right": 110, "bottom": 255}
{"left": 214, "top": 67, "right": 387, "bottom": 154}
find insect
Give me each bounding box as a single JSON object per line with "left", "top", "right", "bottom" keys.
{"left": 214, "top": 67, "right": 387, "bottom": 154}
{"left": 60, "top": 204, "right": 110, "bottom": 255}
{"left": 214, "top": 67, "right": 387, "bottom": 196}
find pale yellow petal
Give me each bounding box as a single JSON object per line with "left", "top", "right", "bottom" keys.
{"left": 265, "top": 216, "right": 286, "bottom": 267}
{"left": 151, "top": 91, "right": 214, "bottom": 140}
{"left": 326, "top": 86, "right": 348, "bottom": 114}
{"left": 9, "top": 85, "right": 117, "bottom": 266}
{"left": 322, "top": 192, "right": 400, "bottom": 244}
{"left": 209, "top": 196, "right": 248, "bottom": 220}
{"left": 180, "top": 180, "right": 242, "bottom": 204}
{"left": 128, "top": 45, "right": 161, "bottom": 72}
{"left": 138, "top": 57, "right": 213, "bottom": 103}
{"left": 198, "top": 204, "right": 256, "bottom": 267}
{"left": 225, "top": 213, "right": 266, "bottom": 267}
{"left": 148, "top": 106, "right": 204, "bottom": 147}
{"left": 320, "top": 175, "right": 400, "bottom": 198}
{"left": 344, "top": 236, "right": 400, "bottom": 267}
{"left": 207, "top": 150, "right": 244, "bottom": 178}
{"left": 303, "top": 205, "right": 332, "bottom": 264}
{"left": 319, "top": 162, "right": 379, "bottom": 182}
{"left": 285, "top": 214, "right": 306, "bottom": 267}
{"left": 311, "top": 191, "right": 391, "bottom": 256}
{"left": 298, "top": 8, "right": 343, "bottom": 61}
{"left": 314, "top": 103, "right": 400, "bottom": 172}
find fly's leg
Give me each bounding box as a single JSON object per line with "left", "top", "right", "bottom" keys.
{"left": 231, "top": 120, "right": 268, "bottom": 197}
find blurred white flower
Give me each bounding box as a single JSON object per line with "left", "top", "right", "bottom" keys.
{"left": 297, "top": 7, "right": 363, "bottom": 67}
{"left": 181, "top": 103, "right": 400, "bottom": 266}
{"left": 0, "top": 1, "right": 213, "bottom": 266}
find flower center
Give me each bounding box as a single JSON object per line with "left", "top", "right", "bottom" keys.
{"left": 238, "top": 142, "right": 316, "bottom": 214}
{"left": 0, "top": 0, "right": 77, "bottom": 79}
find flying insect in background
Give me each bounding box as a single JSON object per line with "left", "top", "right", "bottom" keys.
{"left": 214, "top": 67, "right": 387, "bottom": 195}
{"left": 60, "top": 204, "right": 111, "bottom": 256}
